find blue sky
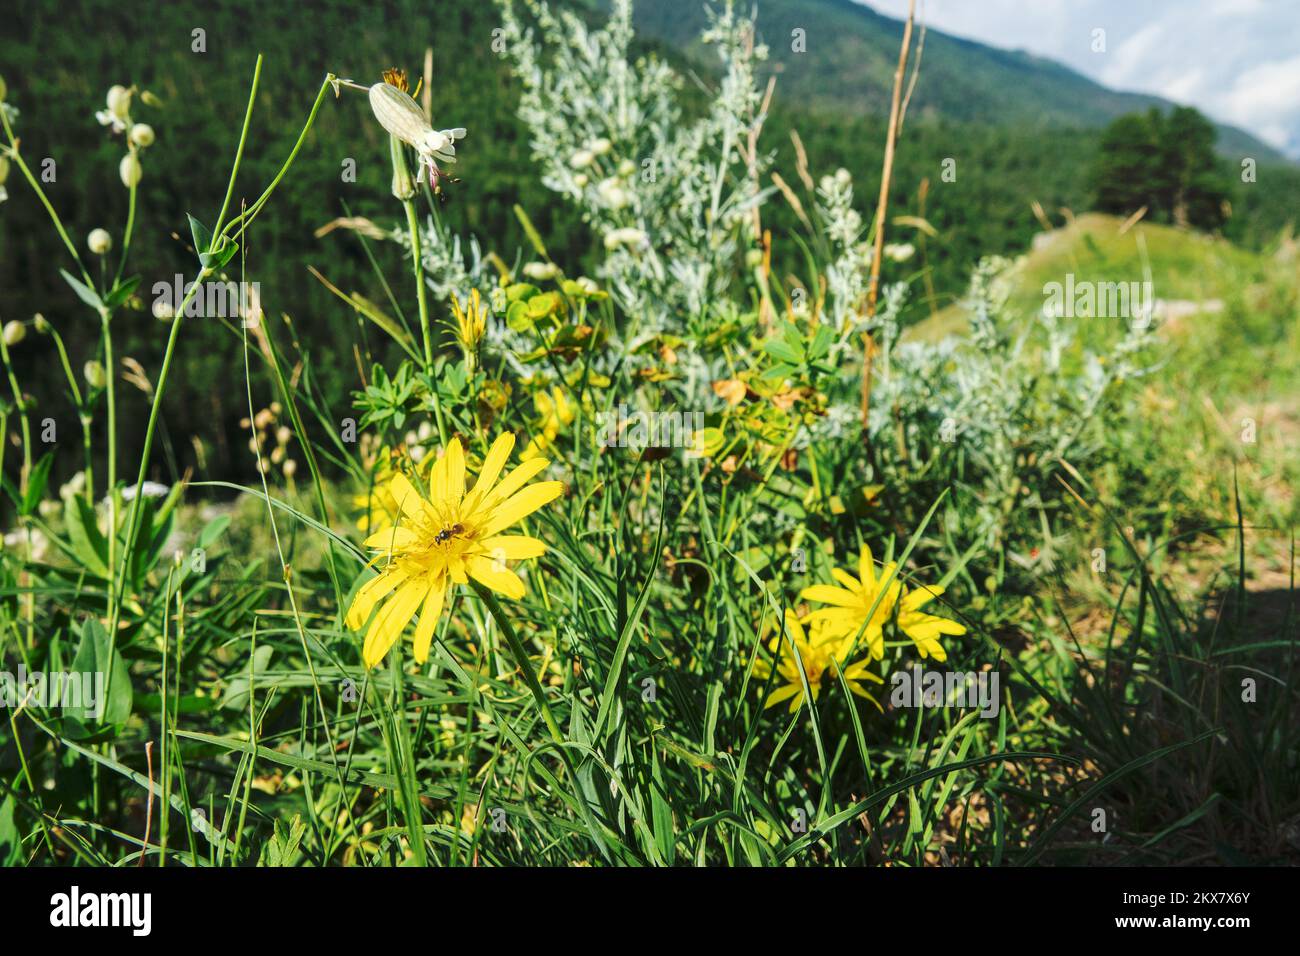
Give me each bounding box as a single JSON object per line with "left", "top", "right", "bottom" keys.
{"left": 862, "top": 0, "right": 1300, "bottom": 158}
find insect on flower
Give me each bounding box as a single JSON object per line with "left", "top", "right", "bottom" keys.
{"left": 347, "top": 432, "right": 563, "bottom": 668}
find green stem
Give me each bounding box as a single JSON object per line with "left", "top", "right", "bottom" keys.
{"left": 0, "top": 334, "right": 32, "bottom": 491}
{"left": 470, "top": 580, "right": 564, "bottom": 746}
{"left": 101, "top": 308, "right": 117, "bottom": 615}
{"left": 404, "top": 199, "right": 434, "bottom": 368}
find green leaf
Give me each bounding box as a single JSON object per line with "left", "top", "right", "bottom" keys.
{"left": 763, "top": 338, "right": 801, "bottom": 364}
{"left": 103, "top": 275, "right": 142, "bottom": 310}
{"left": 187, "top": 213, "right": 213, "bottom": 255}
{"left": 70, "top": 617, "right": 132, "bottom": 727}
{"left": 197, "top": 513, "right": 231, "bottom": 549}
{"left": 259, "top": 813, "right": 309, "bottom": 867}
{"left": 59, "top": 269, "right": 103, "bottom": 310}
{"left": 64, "top": 494, "right": 111, "bottom": 579}
{"left": 20, "top": 452, "right": 54, "bottom": 516}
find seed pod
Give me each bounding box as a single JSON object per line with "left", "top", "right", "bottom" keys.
{"left": 120, "top": 152, "right": 142, "bottom": 188}
{"left": 83, "top": 360, "right": 106, "bottom": 388}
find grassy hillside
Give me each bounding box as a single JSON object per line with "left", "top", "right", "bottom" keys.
{"left": 908, "top": 213, "right": 1300, "bottom": 532}
{"left": 911, "top": 212, "right": 1275, "bottom": 338}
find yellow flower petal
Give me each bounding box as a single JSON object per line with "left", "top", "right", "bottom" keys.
{"left": 362, "top": 577, "right": 426, "bottom": 668}
{"left": 464, "top": 432, "right": 516, "bottom": 510}
{"left": 388, "top": 474, "right": 428, "bottom": 521}
{"left": 800, "top": 584, "right": 861, "bottom": 608}
{"left": 479, "top": 456, "right": 551, "bottom": 511}
{"left": 468, "top": 555, "right": 526, "bottom": 599}
{"left": 346, "top": 567, "right": 407, "bottom": 630}
{"left": 858, "top": 546, "right": 877, "bottom": 587}
{"left": 830, "top": 568, "right": 862, "bottom": 592}
{"left": 764, "top": 683, "right": 801, "bottom": 709}
{"left": 480, "top": 481, "right": 564, "bottom": 537}
{"left": 412, "top": 578, "right": 447, "bottom": 663}
{"left": 902, "top": 584, "right": 944, "bottom": 612}
{"left": 478, "top": 534, "right": 547, "bottom": 559}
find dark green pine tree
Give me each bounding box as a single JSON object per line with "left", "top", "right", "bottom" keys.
{"left": 1091, "top": 106, "right": 1230, "bottom": 230}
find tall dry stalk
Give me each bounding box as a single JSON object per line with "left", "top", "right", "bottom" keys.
{"left": 861, "top": 0, "right": 917, "bottom": 430}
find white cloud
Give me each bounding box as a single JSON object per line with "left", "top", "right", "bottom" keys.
{"left": 857, "top": 0, "right": 1300, "bottom": 157}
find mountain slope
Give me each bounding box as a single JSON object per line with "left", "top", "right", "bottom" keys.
{"left": 625, "top": 0, "right": 1288, "bottom": 163}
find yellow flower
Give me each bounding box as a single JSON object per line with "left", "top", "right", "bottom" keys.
{"left": 522, "top": 385, "right": 575, "bottom": 459}
{"left": 801, "top": 545, "right": 966, "bottom": 663}
{"left": 800, "top": 545, "right": 902, "bottom": 659}
{"left": 451, "top": 288, "right": 487, "bottom": 358}
{"left": 896, "top": 583, "right": 966, "bottom": 662}
{"left": 347, "top": 432, "right": 563, "bottom": 668}
{"left": 751, "top": 609, "right": 882, "bottom": 712}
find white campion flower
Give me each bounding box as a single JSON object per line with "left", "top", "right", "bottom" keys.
{"left": 96, "top": 85, "right": 131, "bottom": 132}
{"left": 368, "top": 82, "right": 465, "bottom": 190}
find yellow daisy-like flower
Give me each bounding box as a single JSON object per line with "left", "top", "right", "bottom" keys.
{"left": 896, "top": 583, "right": 966, "bottom": 662}
{"left": 800, "top": 545, "right": 903, "bottom": 659}
{"left": 346, "top": 432, "right": 563, "bottom": 668}
{"left": 751, "top": 609, "right": 882, "bottom": 712}
{"left": 801, "top": 545, "right": 966, "bottom": 663}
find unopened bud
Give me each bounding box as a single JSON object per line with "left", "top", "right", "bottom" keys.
{"left": 119, "top": 152, "right": 142, "bottom": 188}
{"left": 88, "top": 228, "right": 112, "bottom": 255}
{"left": 83, "top": 360, "right": 106, "bottom": 388}
{"left": 129, "top": 123, "right": 155, "bottom": 148}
